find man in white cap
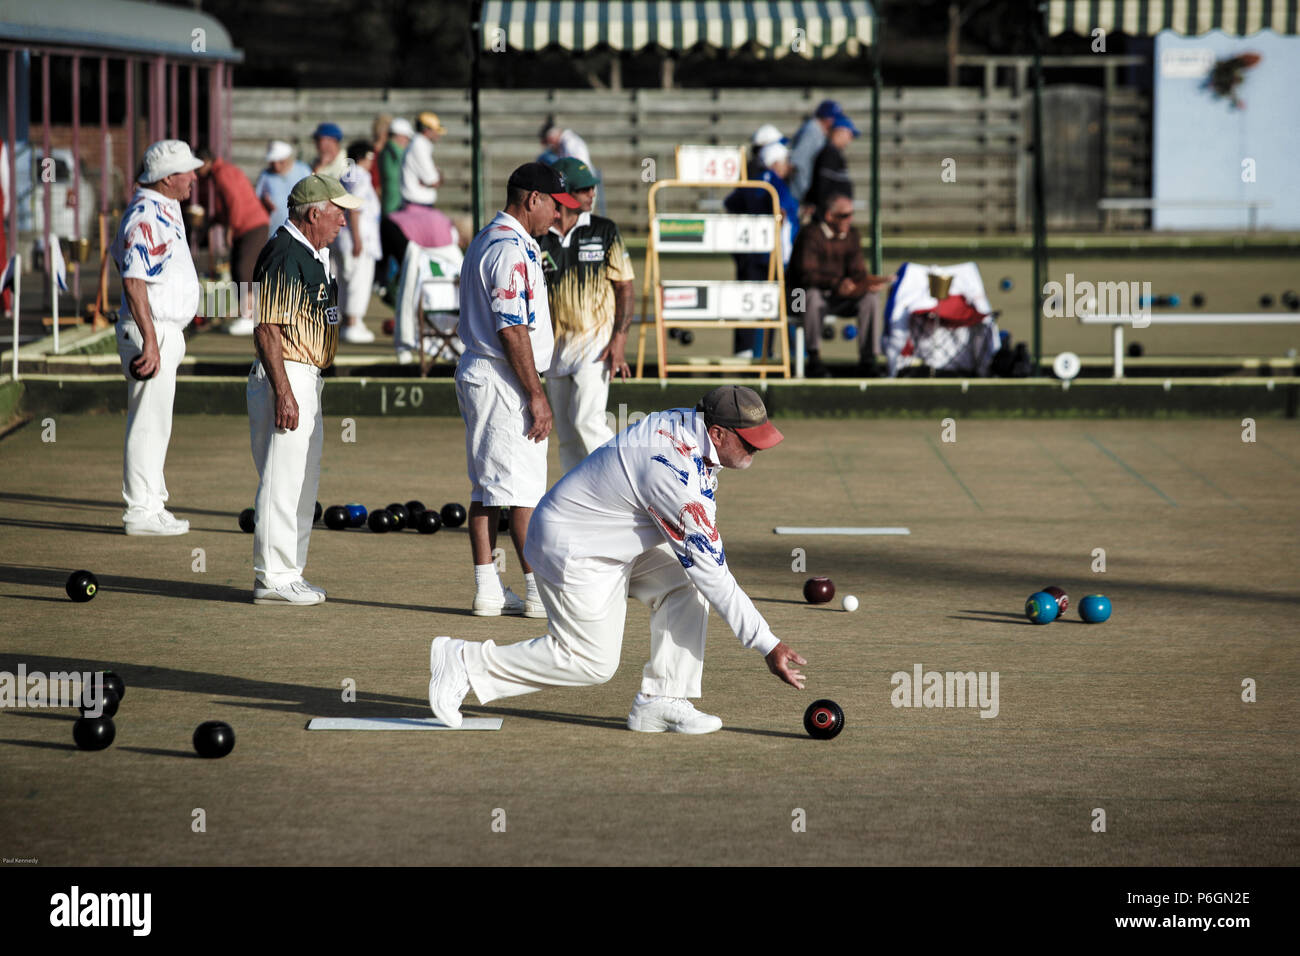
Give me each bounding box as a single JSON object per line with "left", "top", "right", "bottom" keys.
{"left": 427, "top": 385, "right": 808, "bottom": 733}
{"left": 247, "top": 174, "right": 360, "bottom": 605}
{"left": 255, "top": 141, "right": 312, "bottom": 238}
{"left": 109, "top": 139, "right": 205, "bottom": 535}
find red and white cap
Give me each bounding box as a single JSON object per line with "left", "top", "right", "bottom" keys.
{"left": 697, "top": 385, "right": 784, "bottom": 450}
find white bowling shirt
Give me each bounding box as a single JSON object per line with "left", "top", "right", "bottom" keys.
{"left": 457, "top": 211, "right": 553, "bottom": 372}
{"left": 524, "top": 408, "right": 779, "bottom": 656}
{"left": 401, "top": 133, "right": 439, "bottom": 206}
{"left": 111, "top": 187, "right": 201, "bottom": 326}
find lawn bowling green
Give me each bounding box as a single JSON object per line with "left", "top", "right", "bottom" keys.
{"left": 1, "top": 414, "right": 1297, "bottom": 865}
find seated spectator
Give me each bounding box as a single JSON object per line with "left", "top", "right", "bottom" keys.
{"left": 196, "top": 147, "right": 271, "bottom": 335}
{"left": 786, "top": 193, "right": 894, "bottom": 377}
{"left": 255, "top": 141, "right": 312, "bottom": 237}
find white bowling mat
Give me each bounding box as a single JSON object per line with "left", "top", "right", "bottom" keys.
{"left": 306, "top": 717, "right": 502, "bottom": 731}
{"left": 773, "top": 527, "right": 911, "bottom": 535}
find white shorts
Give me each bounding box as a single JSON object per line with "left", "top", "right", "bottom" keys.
{"left": 455, "top": 354, "right": 547, "bottom": 507}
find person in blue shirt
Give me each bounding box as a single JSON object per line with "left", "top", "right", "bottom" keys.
{"left": 254, "top": 140, "right": 313, "bottom": 237}
{"left": 789, "top": 100, "right": 842, "bottom": 209}
{"left": 724, "top": 141, "right": 799, "bottom": 360}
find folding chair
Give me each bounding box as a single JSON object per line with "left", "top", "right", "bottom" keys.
{"left": 418, "top": 271, "right": 461, "bottom": 377}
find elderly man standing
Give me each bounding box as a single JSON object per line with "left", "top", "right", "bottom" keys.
{"left": 247, "top": 174, "right": 360, "bottom": 605}
{"left": 110, "top": 140, "right": 204, "bottom": 536}
{"left": 538, "top": 157, "right": 635, "bottom": 473}
{"left": 401, "top": 112, "right": 444, "bottom": 209}
{"left": 427, "top": 386, "right": 807, "bottom": 733}
{"left": 455, "top": 162, "right": 578, "bottom": 617}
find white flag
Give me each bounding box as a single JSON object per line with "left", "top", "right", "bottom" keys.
{"left": 48, "top": 238, "right": 68, "bottom": 293}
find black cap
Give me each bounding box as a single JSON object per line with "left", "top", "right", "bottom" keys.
{"left": 507, "top": 162, "right": 580, "bottom": 209}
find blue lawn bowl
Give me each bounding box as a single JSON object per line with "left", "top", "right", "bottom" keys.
{"left": 999, "top": 277, "right": 1014, "bottom": 292}
{"left": 1025, "top": 591, "right": 1059, "bottom": 624}
{"left": 842, "top": 323, "right": 857, "bottom": 341}
{"left": 1078, "top": 594, "right": 1112, "bottom": 623}
{"left": 346, "top": 503, "right": 367, "bottom": 528}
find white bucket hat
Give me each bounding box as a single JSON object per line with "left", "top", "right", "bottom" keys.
{"left": 759, "top": 141, "right": 790, "bottom": 169}
{"left": 264, "top": 140, "right": 294, "bottom": 163}
{"left": 751, "top": 123, "right": 785, "bottom": 149}
{"left": 138, "top": 140, "right": 203, "bottom": 184}
{"left": 389, "top": 117, "right": 415, "bottom": 138}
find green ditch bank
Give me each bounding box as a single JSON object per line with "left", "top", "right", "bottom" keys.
{"left": 5, "top": 375, "right": 1298, "bottom": 420}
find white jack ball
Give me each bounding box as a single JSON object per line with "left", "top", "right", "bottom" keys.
{"left": 841, "top": 595, "right": 859, "bottom": 612}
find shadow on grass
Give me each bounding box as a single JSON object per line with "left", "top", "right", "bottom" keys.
{"left": 958, "top": 609, "right": 1029, "bottom": 621}
{"left": 0, "top": 491, "right": 241, "bottom": 520}
{"left": 118, "top": 746, "right": 199, "bottom": 759}
{"left": 721, "top": 726, "right": 808, "bottom": 740}
{"left": 0, "top": 654, "right": 822, "bottom": 739}
{"left": 0, "top": 564, "right": 252, "bottom": 605}
{"left": 0, "top": 738, "right": 80, "bottom": 752}
{"left": 0, "top": 517, "right": 124, "bottom": 536}
{"left": 0, "top": 653, "right": 409, "bottom": 722}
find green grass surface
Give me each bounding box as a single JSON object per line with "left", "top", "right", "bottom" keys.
{"left": 2, "top": 415, "right": 1297, "bottom": 865}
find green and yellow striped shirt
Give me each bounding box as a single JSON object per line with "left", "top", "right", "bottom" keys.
{"left": 252, "top": 223, "right": 340, "bottom": 369}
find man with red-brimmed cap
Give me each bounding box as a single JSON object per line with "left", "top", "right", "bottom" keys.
{"left": 428, "top": 384, "right": 808, "bottom": 734}
{"left": 454, "top": 162, "right": 580, "bottom": 619}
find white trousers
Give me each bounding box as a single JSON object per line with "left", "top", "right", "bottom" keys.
{"left": 337, "top": 250, "right": 377, "bottom": 319}
{"left": 116, "top": 319, "right": 187, "bottom": 522}
{"left": 546, "top": 361, "right": 614, "bottom": 474}
{"left": 247, "top": 360, "right": 324, "bottom": 587}
{"left": 463, "top": 543, "right": 710, "bottom": 703}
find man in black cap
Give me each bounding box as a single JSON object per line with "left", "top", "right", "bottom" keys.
{"left": 428, "top": 385, "right": 808, "bottom": 734}
{"left": 454, "top": 162, "right": 580, "bottom": 618}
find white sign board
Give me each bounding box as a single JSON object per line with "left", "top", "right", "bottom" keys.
{"left": 654, "top": 215, "right": 777, "bottom": 254}
{"left": 661, "top": 280, "right": 782, "bottom": 321}
{"left": 675, "top": 145, "right": 745, "bottom": 183}
{"left": 1160, "top": 49, "right": 1214, "bottom": 78}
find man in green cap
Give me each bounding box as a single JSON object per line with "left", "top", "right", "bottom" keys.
{"left": 538, "top": 156, "right": 636, "bottom": 474}
{"left": 247, "top": 174, "right": 360, "bottom": 606}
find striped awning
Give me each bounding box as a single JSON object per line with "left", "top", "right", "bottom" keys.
{"left": 1047, "top": 0, "right": 1299, "bottom": 36}
{"left": 481, "top": 1, "right": 875, "bottom": 57}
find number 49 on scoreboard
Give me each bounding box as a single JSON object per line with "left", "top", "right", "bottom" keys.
{"left": 675, "top": 145, "right": 745, "bottom": 184}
